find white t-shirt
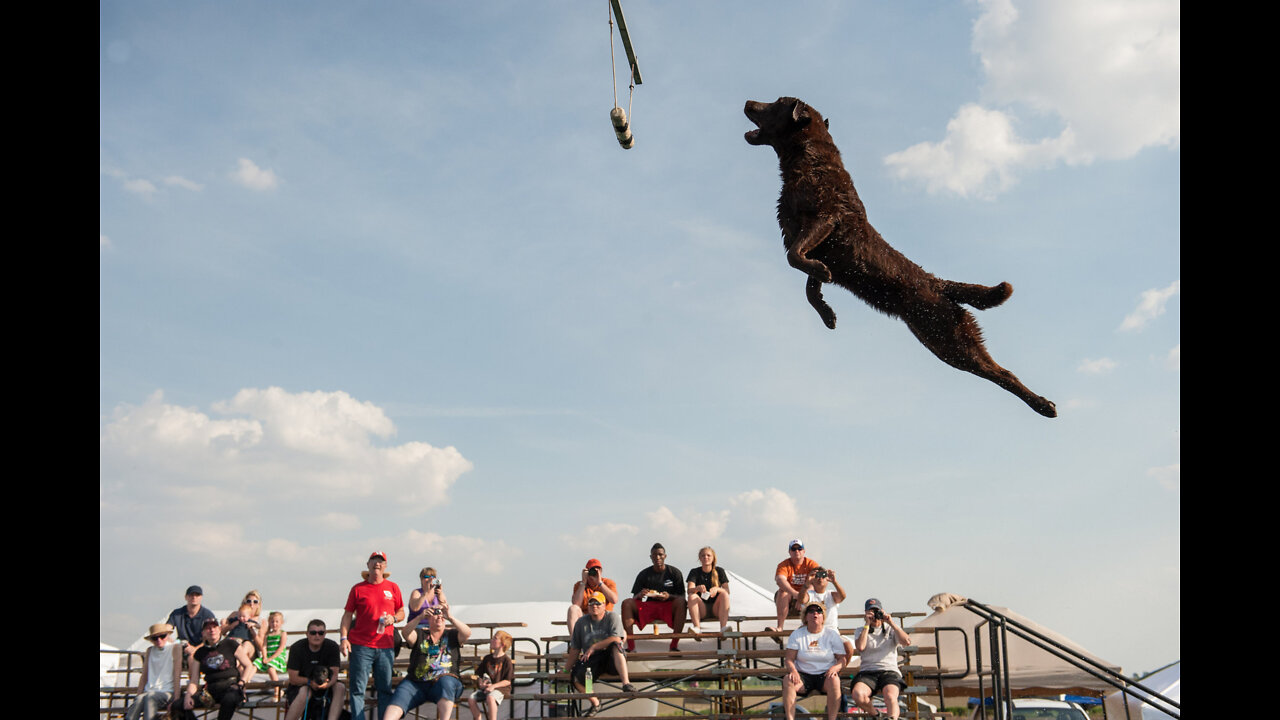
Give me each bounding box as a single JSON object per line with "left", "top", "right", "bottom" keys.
{"left": 785, "top": 625, "right": 846, "bottom": 675}
{"left": 805, "top": 589, "right": 840, "bottom": 630}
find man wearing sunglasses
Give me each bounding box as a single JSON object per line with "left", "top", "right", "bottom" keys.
{"left": 567, "top": 591, "right": 637, "bottom": 716}
{"left": 771, "top": 540, "right": 820, "bottom": 634}
{"left": 283, "top": 619, "right": 347, "bottom": 720}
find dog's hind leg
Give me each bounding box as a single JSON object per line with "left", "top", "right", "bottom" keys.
{"left": 940, "top": 280, "right": 1013, "bottom": 310}
{"left": 806, "top": 276, "right": 837, "bottom": 329}
{"left": 905, "top": 304, "right": 1057, "bottom": 418}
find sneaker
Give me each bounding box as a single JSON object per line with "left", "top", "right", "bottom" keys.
{"left": 582, "top": 704, "right": 599, "bottom": 717}
{"left": 622, "top": 684, "right": 638, "bottom": 693}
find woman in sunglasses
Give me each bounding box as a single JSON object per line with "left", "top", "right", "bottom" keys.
{"left": 222, "top": 590, "right": 265, "bottom": 660}
{"left": 406, "top": 567, "right": 451, "bottom": 636}
{"left": 125, "top": 623, "right": 182, "bottom": 720}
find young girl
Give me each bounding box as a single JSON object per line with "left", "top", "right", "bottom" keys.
{"left": 253, "top": 611, "right": 289, "bottom": 700}
{"left": 686, "top": 546, "right": 731, "bottom": 635}
{"left": 467, "top": 631, "right": 515, "bottom": 720}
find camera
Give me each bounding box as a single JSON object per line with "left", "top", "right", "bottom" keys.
{"left": 813, "top": 569, "right": 828, "bottom": 580}
{"left": 871, "top": 608, "right": 885, "bottom": 620}
{"left": 431, "top": 579, "right": 442, "bottom": 589}
{"left": 587, "top": 567, "right": 600, "bottom": 577}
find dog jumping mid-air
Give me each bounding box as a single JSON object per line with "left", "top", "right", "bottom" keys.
{"left": 744, "top": 96, "right": 1056, "bottom": 418}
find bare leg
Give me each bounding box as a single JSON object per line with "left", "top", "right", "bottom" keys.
{"left": 882, "top": 684, "right": 901, "bottom": 719}
{"left": 824, "top": 674, "right": 841, "bottom": 720}
{"left": 782, "top": 675, "right": 800, "bottom": 720}
{"left": 712, "top": 592, "right": 731, "bottom": 631}
{"left": 567, "top": 605, "right": 584, "bottom": 637}
{"left": 326, "top": 684, "right": 347, "bottom": 720}
{"left": 284, "top": 686, "right": 310, "bottom": 720}
{"left": 612, "top": 643, "right": 631, "bottom": 685}
{"left": 437, "top": 698, "right": 456, "bottom": 720}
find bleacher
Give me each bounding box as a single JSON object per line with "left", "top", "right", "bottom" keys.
{"left": 100, "top": 614, "right": 939, "bottom": 720}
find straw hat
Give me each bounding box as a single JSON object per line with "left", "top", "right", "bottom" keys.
{"left": 143, "top": 622, "right": 175, "bottom": 640}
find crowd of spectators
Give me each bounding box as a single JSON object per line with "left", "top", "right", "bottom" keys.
{"left": 125, "top": 541, "right": 910, "bottom": 720}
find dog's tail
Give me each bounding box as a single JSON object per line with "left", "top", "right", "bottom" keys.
{"left": 942, "top": 281, "right": 1013, "bottom": 310}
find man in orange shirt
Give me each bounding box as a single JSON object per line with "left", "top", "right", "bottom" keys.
{"left": 568, "top": 558, "right": 619, "bottom": 637}
{"left": 770, "top": 539, "right": 819, "bottom": 632}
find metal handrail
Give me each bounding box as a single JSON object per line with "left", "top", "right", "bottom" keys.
{"left": 965, "top": 600, "right": 1178, "bottom": 719}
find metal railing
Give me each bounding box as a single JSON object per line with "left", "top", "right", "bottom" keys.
{"left": 965, "top": 600, "right": 1178, "bottom": 720}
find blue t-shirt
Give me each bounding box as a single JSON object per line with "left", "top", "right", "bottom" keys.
{"left": 167, "top": 605, "right": 217, "bottom": 643}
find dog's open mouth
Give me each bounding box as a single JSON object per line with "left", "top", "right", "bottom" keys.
{"left": 744, "top": 128, "right": 762, "bottom": 144}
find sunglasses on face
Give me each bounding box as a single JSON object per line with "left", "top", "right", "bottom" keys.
{"left": 246, "top": 598, "right": 260, "bottom": 604}
{"left": 587, "top": 600, "right": 603, "bottom": 606}
{"left": 149, "top": 634, "right": 169, "bottom": 642}
{"left": 308, "top": 630, "right": 326, "bottom": 636}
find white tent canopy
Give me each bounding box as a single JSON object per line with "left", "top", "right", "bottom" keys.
{"left": 1103, "top": 661, "right": 1179, "bottom": 720}
{"left": 907, "top": 600, "right": 1124, "bottom": 698}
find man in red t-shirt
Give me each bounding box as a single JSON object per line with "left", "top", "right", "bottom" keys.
{"left": 339, "top": 551, "right": 405, "bottom": 720}
{"left": 771, "top": 539, "right": 819, "bottom": 632}
{"left": 567, "top": 558, "right": 619, "bottom": 637}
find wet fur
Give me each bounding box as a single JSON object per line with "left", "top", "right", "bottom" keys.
{"left": 744, "top": 97, "right": 1056, "bottom": 418}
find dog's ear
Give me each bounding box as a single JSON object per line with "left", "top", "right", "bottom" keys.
{"left": 790, "top": 100, "right": 812, "bottom": 129}
{"left": 824, "top": 118, "right": 830, "bottom": 129}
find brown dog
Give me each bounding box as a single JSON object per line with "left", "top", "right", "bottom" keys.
{"left": 744, "top": 97, "right": 1056, "bottom": 418}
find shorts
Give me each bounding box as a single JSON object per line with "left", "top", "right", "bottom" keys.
{"left": 850, "top": 670, "right": 906, "bottom": 696}
{"left": 636, "top": 599, "right": 675, "bottom": 629}
{"left": 388, "top": 675, "right": 465, "bottom": 712}
{"left": 797, "top": 671, "right": 832, "bottom": 696}
{"left": 571, "top": 644, "right": 622, "bottom": 685}
{"left": 470, "top": 688, "right": 507, "bottom": 705}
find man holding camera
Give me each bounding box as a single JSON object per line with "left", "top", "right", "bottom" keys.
{"left": 283, "top": 619, "right": 347, "bottom": 720}
{"left": 850, "top": 598, "right": 912, "bottom": 720}
{"left": 568, "top": 558, "right": 619, "bottom": 637}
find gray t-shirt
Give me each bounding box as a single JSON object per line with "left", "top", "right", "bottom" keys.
{"left": 853, "top": 625, "right": 904, "bottom": 673}
{"left": 570, "top": 610, "right": 626, "bottom": 652}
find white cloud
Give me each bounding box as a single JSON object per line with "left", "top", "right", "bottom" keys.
{"left": 100, "top": 387, "right": 473, "bottom": 509}
{"left": 645, "top": 506, "right": 731, "bottom": 547}
{"left": 887, "top": 0, "right": 1179, "bottom": 197}
{"left": 163, "top": 175, "right": 204, "bottom": 191}
{"left": 320, "top": 512, "right": 362, "bottom": 531}
{"left": 1077, "top": 357, "right": 1117, "bottom": 375}
{"left": 1119, "top": 280, "right": 1179, "bottom": 332}
{"left": 123, "top": 177, "right": 158, "bottom": 197}
{"left": 234, "top": 157, "right": 280, "bottom": 190}
{"left": 1147, "top": 463, "right": 1179, "bottom": 492}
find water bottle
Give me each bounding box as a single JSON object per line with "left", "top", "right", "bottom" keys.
{"left": 585, "top": 667, "right": 594, "bottom": 693}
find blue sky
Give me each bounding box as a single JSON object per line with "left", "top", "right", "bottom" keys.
{"left": 100, "top": 1, "right": 1179, "bottom": 675}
